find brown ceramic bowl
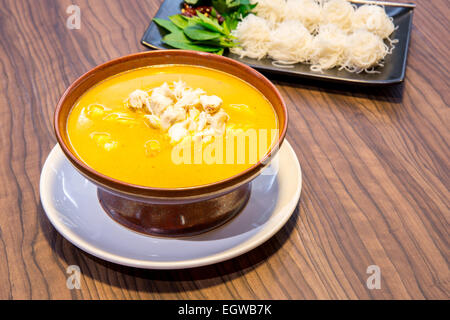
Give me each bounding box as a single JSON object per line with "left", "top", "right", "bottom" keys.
{"left": 54, "top": 50, "right": 288, "bottom": 237}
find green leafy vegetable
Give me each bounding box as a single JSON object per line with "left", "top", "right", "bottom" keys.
{"left": 169, "top": 14, "right": 189, "bottom": 29}
{"left": 184, "top": 24, "right": 222, "bottom": 40}
{"left": 194, "top": 12, "right": 224, "bottom": 34}
{"left": 151, "top": 1, "right": 256, "bottom": 55}
{"left": 222, "top": 0, "right": 256, "bottom": 30}
{"left": 212, "top": 0, "right": 241, "bottom": 13}
{"left": 163, "top": 31, "right": 222, "bottom": 52}
{"left": 184, "top": 0, "right": 204, "bottom": 5}
{"left": 153, "top": 18, "right": 180, "bottom": 34}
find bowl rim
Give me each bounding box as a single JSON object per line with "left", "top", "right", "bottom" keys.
{"left": 54, "top": 50, "right": 288, "bottom": 197}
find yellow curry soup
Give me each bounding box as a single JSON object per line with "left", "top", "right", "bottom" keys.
{"left": 67, "top": 65, "right": 278, "bottom": 188}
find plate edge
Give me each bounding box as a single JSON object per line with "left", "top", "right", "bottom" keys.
{"left": 40, "top": 141, "right": 302, "bottom": 269}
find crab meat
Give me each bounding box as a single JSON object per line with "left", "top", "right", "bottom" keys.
{"left": 124, "top": 81, "right": 230, "bottom": 147}
{"left": 175, "top": 88, "right": 205, "bottom": 109}
{"left": 209, "top": 109, "right": 229, "bottom": 134}
{"left": 127, "top": 89, "right": 151, "bottom": 112}
{"left": 152, "top": 82, "right": 175, "bottom": 100}
{"left": 168, "top": 121, "right": 189, "bottom": 144}
{"left": 200, "top": 95, "right": 222, "bottom": 114}
{"left": 160, "top": 106, "right": 187, "bottom": 130}
{"left": 149, "top": 92, "right": 173, "bottom": 115}
{"left": 144, "top": 114, "right": 161, "bottom": 129}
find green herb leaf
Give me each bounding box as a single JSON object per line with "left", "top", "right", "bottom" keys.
{"left": 162, "top": 31, "right": 222, "bottom": 52}
{"left": 200, "top": 36, "right": 236, "bottom": 48}
{"left": 152, "top": 1, "right": 248, "bottom": 54}
{"left": 215, "top": 0, "right": 256, "bottom": 32}
{"left": 215, "top": 48, "right": 225, "bottom": 55}
{"left": 195, "top": 12, "right": 224, "bottom": 34}
{"left": 184, "top": 24, "right": 222, "bottom": 41}
{"left": 222, "top": 19, "right": 230, "bottom": 35}
{"left": 184, "top": 0, "right": 204, "bottom": 5}
{"left": 212, "top": 0, "right": 241, "bottom": 13}
{"left": 152, "top": 18, "right": 181, "bottom": 33}
{"left": 169, "top": 14, "right": 189, "bottom": 29}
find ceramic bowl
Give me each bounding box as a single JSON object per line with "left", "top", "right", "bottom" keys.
{"left": 54, "top": 50, "right": 288, "bottom": 237}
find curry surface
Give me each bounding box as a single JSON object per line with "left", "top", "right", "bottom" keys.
{"left": 67, "top": 65, "right": 278, "bottom": 188}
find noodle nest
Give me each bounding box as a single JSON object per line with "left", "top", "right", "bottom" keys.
{"left": 233, "top": 0, "right": 397, "bottom": 73}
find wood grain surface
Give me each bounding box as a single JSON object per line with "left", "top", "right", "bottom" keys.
{"left": 0, "top": 0, "right": 448, "bottom": 299}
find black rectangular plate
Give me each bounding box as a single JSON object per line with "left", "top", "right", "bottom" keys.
{"left": 141, "top": 1, "right": 414, "bottom": 85}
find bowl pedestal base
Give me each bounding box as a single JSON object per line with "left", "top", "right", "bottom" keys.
{"left": 97, "top": 184, "right": 252, "bottom": 237}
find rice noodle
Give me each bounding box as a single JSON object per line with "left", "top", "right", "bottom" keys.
{"left": 310, "top": 24, "right": 347, "bottom": 72}
{"left": 352, "top": 4, "right": 395, "bottom": 38}
{"left": 231, "top": 0, "right": 397, "bottom": 73}
{"left": 268, "top": 20, "right": 314, "bottom": 64}
{"left": 343, "top": 29, "right": 388, "bottom": 71}
{"left": 285, "top": 0, "right": 322, "bottom": 34}
{"left": 250, "top": 0, "right": 286, "bottom": 24}
{"left": 321, "top": 0, "right": 355, "bottom": 32}
{"left": 230, "top": 14, "right": 271, "bottom": 60}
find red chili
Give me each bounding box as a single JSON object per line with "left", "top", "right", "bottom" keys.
{"left": 181, "top": 3, "right": 224, "bottom": 24}
{"left": 181, "top": 3, "right": 196, "bottom": 17}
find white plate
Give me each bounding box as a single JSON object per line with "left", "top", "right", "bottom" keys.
{"left": 40, "top": 141, "right": 302, "bottom": 269}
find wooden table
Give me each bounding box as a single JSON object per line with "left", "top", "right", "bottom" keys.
{"left": 0, "top": 0, "right": 448, "bottom": 299}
